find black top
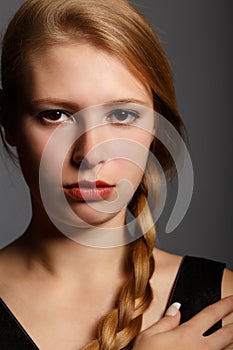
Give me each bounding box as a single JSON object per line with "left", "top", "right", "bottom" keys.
{"left": 0, "top": 256, "right": 226, "bottom": 349}
{"left": 166, "top": 256, "right": 225, "bottom": 336}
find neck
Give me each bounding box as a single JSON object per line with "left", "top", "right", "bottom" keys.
{"left": 15, "top": 199, "right": 131, "bottom": 284}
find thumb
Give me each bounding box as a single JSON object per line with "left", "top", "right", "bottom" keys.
{"left": 144, "top": 302, "right": 181, "bottom": 335}
{"left": 165, "top": 302, "right": 181, "bottom": 317}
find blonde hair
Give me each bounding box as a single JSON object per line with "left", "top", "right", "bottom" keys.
{"left": 0, "top": 0, "right": 186, "bottom": 348}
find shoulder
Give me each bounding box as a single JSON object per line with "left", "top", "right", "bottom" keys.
{"left": 141, "top": 249, "right": 183, "bottom": 329}
{"left": 0, "top": 246, "right": 13, "bottom": 290}
{"left": 0, "top": 242, "right": 26, "bottom": 293}
{"left": 153, "top": 250, "right": 230, "bottom": 327}
{"left": 222, "top": 268, "right": 233, "bottom": 297}
{"left": 152, "top": 248, "right": 183, "bottom": 269}
{"left": 222, "top": 268, "right": 233, "bottom": 326}
{"left": 151, "top": 249, "right": 183, "bottom": 289}
{"left": 152, "top": 249, "right": 225, "bottom": 289}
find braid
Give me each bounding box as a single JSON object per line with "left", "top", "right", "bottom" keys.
{"left": 83, "top": 177, "right": 156, "bottom": 350}
{"left": 1, "top": 0, "right": 186, "bottom": 349}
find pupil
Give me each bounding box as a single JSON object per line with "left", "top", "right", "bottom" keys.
{"left": 50, "top": 111, "right": 61, "bottom": 120}
{"left": 117, "top": 111, "right": 127, "bottom": 121}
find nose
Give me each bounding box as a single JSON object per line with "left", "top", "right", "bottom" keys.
{"left": 72, "top": 126, "right": 109, "bottom": 169}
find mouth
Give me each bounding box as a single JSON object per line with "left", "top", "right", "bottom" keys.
{"left": 63, "top": 180, "right": 115, "bottom": 201}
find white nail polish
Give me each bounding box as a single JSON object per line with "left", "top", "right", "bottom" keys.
{"left": 166, "top": 302, "right": 181, "bottom": 316}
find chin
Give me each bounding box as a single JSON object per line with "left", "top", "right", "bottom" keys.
{"left": 69, "top": 201, "right": 125, "bottom": 228}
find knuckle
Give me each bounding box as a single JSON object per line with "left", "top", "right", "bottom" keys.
{"left": 160, "top": 317, "right": 176, "bottom": 329}
{"left": 207, "top": 303, "right": 218, "bottom": 316}
{"left": 179, "top": 331, "right": 211, "bottom": 350}
{"left": 140, "top": 316, "right": 178, "bottom": 338}
{"left": 205, "top": 304, "right": 221, "bottom": 323}
{"left": 225, "top": 326, "right": 233, "bottom": 342}
{"left": 179, "top": 324, "right": 196, "bottom": 342}
{"left": 143, "top": 326, "right": 159, "bottom": 337}
{"left": 226, "top": 295, "right": 233, "bottom": 309}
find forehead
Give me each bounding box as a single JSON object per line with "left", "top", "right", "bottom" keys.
{"left": 22, "top": 43, "right": 153, "bottom": 109}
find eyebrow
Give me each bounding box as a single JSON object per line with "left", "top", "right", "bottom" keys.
{"left": 31, "top": 98, "right": 81, "bottom": 111}
{"left": 104, "top": 98, "right": 150, "bottom": 106}
{"left": 31, "top": 97, "right": 150, "bottom": 110}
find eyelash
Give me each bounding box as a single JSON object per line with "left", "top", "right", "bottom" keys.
{"left": 36, "top": 109, "right": 140, "bottom": 126}
{"left": 37, "top": 110, "right": 72, "bottom": 124}
{"left": 105, "top": 109, "right": 140, "bottom": 125}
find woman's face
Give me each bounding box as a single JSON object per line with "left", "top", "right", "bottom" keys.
{"left": 12, "top": 43, "right": 155, "bottom": 228}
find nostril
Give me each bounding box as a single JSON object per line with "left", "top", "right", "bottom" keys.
{"left": 71, "top": 155, "right": 96, "bottom": 170}
{"left": 71, "top": 137, "right": 108, "bottom": 169}
{"left": 79, "top": 159, "right": 90, "bottom": 170}
{"left": 71, "top": 156, "right": 83, "bottom": 169}
{"left": 71, "top": 151, "right": 82, "bottom": 167}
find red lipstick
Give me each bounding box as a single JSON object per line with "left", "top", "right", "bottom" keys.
{"left": 64, "top": 180, "right": 114, "bottom": 201}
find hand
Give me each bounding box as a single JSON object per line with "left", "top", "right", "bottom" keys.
{"left": 133, "top": 296, "right": 233, "bottom": 350}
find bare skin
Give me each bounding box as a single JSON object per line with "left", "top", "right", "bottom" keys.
{"left": 0, "top": 43, "right": 232, "bottom": 349}
{"left": 138, "top": 252, "right": 233, "bottom": 350}
{"left": 0, "top": 242, "right": 232, "bottom": 350}
{"left": 133, "top": 296, "right": 233, "bottom": 350}
{"left": 0, "top": 236, "right": 131, "bottom": 349}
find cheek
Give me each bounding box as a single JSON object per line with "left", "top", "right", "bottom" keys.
{"left": 135, "top": 130, "right": 154, "bottom": 149}
{"left": 15, "top": 125, "right": 51, "bottom": 191}
{"left": 99, "top": 159, "right": 146, "bottom": 190}
{"left": 116, "top": 160, "right": 145, "bottom": 191}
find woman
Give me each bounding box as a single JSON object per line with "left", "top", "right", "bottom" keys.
{"left": 0, "top": 0, "right": 232, "bottom": 349}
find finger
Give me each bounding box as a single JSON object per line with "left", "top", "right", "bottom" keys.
{"left": 207, "top": 322, "right": 233, "bottom": 350}
{"left": 187, "top": 296, "right": 233, "bottom": 334}
{"left": 165, "top": 303, "right": 182, "bottom": 317}
{"left": 144, "top": 302, "right": 181, "bottom": 335}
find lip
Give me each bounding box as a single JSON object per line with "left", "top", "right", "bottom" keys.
{"left": 63, "top": 180, "right": 115, "bottom": 201}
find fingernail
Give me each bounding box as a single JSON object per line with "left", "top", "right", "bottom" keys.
{"left": 166, "top": 302, "right": 181, "bottom": 316}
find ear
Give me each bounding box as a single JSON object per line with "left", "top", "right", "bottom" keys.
{"left": 0, "top": 88, "right": 16, "bottom": 147}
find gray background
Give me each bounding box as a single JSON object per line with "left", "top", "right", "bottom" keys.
{"left": 0, "top": 0, "right": 232, "bottom": 268}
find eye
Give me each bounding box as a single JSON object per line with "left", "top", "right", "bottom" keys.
{"left": 37, "top": 110, "right": 73, "bottom": 124}
{"left": 106, "top": 109, "right": 140, "bottom": 125}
